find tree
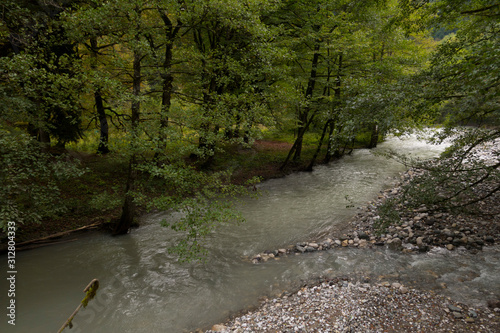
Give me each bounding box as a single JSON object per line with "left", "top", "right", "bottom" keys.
{"left": 0, "top": 0, "right": 84, "bottom": 146}
{"left": 379, "top": 0, "right": 499, "bottom": 216}
{"left": 276, "top": 0, "right": 431, "bottom": 170}
{"left": 62, "top": 1, "right": 266, "bottom": 256}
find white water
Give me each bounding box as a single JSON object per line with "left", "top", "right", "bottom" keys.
{"left": 1, "top": 135, "right": 499, "bottom": 333}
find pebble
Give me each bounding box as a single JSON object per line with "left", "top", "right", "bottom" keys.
{"left": 204, "top": 280, "right": 500, "bottom": 333}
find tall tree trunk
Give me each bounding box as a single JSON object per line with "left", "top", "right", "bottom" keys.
{"left": 114, "top": 155, "right": 137, "bottom": 235}
{"left": 95, "top": 88, "right": 110, "bottom": 154}
{"left": 115, "top": 45, "right": 141, "bottom": 235}
{"left": 154, "top": 10, "right": 181, "bottom": 160}
{"left": 90, "top": 38, "right": 110, "bottom": 155}
{"left": 291, "top": 41, "right": 321, "bottom": 162}
{"left": 325, "top": 52, "right": 343, "bottom": 162}
{"left": 367, "top": 123, "right": 379, "bottom": 148}
{"left": 324, "top": 121, "right": 337, "bottom": 163}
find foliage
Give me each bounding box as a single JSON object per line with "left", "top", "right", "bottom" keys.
{"left": 134, "top": 161, "right": 260, "bottom": 261}
{"left": 374, "top": 198, "right": 401, "bottom": 233}
{"left": 382, "top": 129, "right": 500, "bottom": 216}
{"left": 0, "top": 0, "right": 84, "bottom": 145}
{"left": 386, "top": 0, "right": 500, "bottom": 214}
{"left": 0, "top": 128, "right": 85, "bottom": 231}
{"left": 2, "top": 0, "right": 497, "bottom": 260}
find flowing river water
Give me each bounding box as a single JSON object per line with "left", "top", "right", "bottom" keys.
{"left": 1, "top": 135, "right": 499, "bottom": 333}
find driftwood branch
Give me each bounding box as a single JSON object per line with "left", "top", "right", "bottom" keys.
{"left": 57, "top": 279, "right": 100, "bottom": 333}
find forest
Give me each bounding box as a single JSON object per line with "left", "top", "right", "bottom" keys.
{"left": 0, "top": 0, "right": 498, "bottom": 260}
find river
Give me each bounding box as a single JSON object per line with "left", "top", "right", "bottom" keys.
{"left": 1, "top": 134, "right": 499, "bottom": 333}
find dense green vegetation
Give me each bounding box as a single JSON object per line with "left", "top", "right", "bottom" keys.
{"left": 1, "top": 0, "right": 498, "bottom": 259}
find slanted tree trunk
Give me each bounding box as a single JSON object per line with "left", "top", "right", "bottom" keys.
{"left": 306, "top": 119, "right": 331, "bottom": 171}
{"left": 280, "top": 112, "right": 317, "bottom": 170}
{"left": 292, "top": 41, "right": 321, "bottom": 162}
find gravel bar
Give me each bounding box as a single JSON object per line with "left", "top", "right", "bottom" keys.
{"left": 205, "top": 279, "right": 500, "bottom": 332}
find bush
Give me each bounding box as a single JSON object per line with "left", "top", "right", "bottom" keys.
{"left": 0, "top": 128, "right": 85, "bottom": 231}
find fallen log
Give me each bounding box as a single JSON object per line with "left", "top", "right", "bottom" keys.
{"left": 0, "top": 221, "right": 103, "bottom": 254}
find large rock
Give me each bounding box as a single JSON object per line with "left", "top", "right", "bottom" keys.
{"left": 296, "top": 245, "right": 306, "bottom": 253}
{"left": 387, "top": 238, "right": 402, "bottom": 251}
{"left": 358, "top": 231, "right": 370, "bottom": 240}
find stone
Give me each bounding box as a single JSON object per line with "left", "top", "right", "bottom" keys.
{"left": 399, "top": 286, "right": 409, "bottom": 294}
{"left": 446, "top": 244, "right": 454, "bottom": 251}
{"left": 487, "top": 299, "right": 500, "bottom": 309}
{"left": 278, "top": 248, "right": 287, "bottom": 254}
{"left": 211, "top": 324, "right": 227, "bottom": 332}
{"left": 425, "top": 218, "right": 436, "bottom": 226}
{"left": 342, "top": 240, "right": 349, "bottom": 247}
{"left": 309, "top": 242, "right": 319, "bottom": 249}
{"left": 391, "top": 282, "right": 401, "bottom": 289}
{"left": 452, "top": 311, "right": 464, "bottom": 319}
{"left": 358, "top": 232, "right": 370, "bottom": 240}
{"left": 485, "top": 236, "right": 495, "bottom": 243}
{"left": 448, "top": 305, "right": 462, "bottom": 312}
{"left": 296, "top": 245, "right": 306, "bottom": 253}
{"left": 416, "top": 237, "right": 424, "bottom": 245}
{"left": 387, "top": 238, "right": 402, "bottom": 250}
{"left": 465, "top": 317, "right": 475, "bottom": 323}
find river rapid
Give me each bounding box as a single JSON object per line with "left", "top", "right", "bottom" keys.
{"left": 1, "top": 134, "right": 499, "bottom": 333}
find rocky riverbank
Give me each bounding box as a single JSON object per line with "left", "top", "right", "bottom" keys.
{"left": 247, "top": 166, "right": 498, "bottom": 264}
{"left": 204, "top": 139, "right": 499, "bottom": 332}
{"left": 248, "top": 138, "right": 499, "bottom": 260}
{"left": 206, "top": 278, "right": 500, "bottom": 332}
